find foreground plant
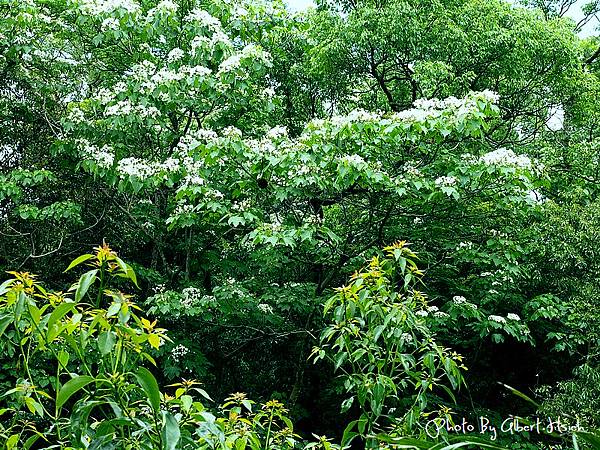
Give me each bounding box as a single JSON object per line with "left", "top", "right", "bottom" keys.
{"left": 313, "top": 241, "right": 467, "bottom": 447}
{"left": 0, "top": 244, "right": 325, "bottom": 449}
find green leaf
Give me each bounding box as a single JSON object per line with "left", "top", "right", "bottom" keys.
{"left": 135, "top": 367, "right": 161, "bottom": 412}
{"left": 6, "top": 434, "right": 19, "bottom": 450}
{"left": 0, "top": 314, "right": 13, "bottom": 339}
{"left": 57, "top": 375, "right": 95, "bottom": 409}
{"left": 125, "top": 264, "right": 139, "bottom": 288}
{"left": 57, "top": 350, "right": 70, "bottom": 368}
{"left": 0, "top": 279, "right": 14, "bottom": 296}
{"left": 498, "top": 382, "right": 540, "bottom": 408}
{"left": 75, "top": 269, "right": 98, "bottom": 302}
{"left": 161, "top": 411, "right": 180, "bottom": 450}
{"left": 47, "top": 302, "right": 76, "bottom": 332}
{"left": 64, "top": 254, "right": 94, "bottom": 272}
{"left": 574, "top": 431, "right": 600, "bottom": 449}
{"left": 98, "top": 331, "right": 116, "bottom": 356}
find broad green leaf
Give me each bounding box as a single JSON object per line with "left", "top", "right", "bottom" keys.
{"left": 75, "top": 269, "right": 98, "bottom": 302}
{"left": 64, "top": 254, "right": 94, "bottom": 272}
{"left": 98, "top": 331, "right": 116, "bottom": 355}
{"left": 135, "top": 367, "right": 161, "bottom": 412}
{"left": 6, "top": 434, "right": 18, "bottom": 450}
{"left": 0, "top": 279, "right": 14, "bottom": 296}
{"left": 47, "top": 302, "right": 77, "bottom": 333}
{"left": 0, "top": 314, "right": 13, "bottom": 338}
{"left": 57, "top": 375, "right": 95, "bottom": 409}
{"left": 161, "top": 411, "right": 180, "bottom": 450}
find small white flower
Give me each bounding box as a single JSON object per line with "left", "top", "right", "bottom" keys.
{"left": 435, "top": 175, "right": 457, "bottom": 187}
{"left": 456, "top": 241, "right": 473, "bottom": 250}
{"left": 257, "top": 303, "right": 274, "bottom": 314}
{"left": 507, "top": 313, "right": 521, "bottom": 321}
{"left": 415, "top": 310, "right": 428, "bottom": 317}
{"left": 401, "top": 333, "right": 413, "bottom": 344}
{"left": 453, "top": 296, "right": 466, "bottom": 304}
{"left": 167, "top": 48, "right": 184, "bottom": 63}
{"left": 266, "top": 126, "right": 288, "bottom": 139}
{"left": 488, "top": 315, "right": 506, "bottom": 324}
{"left": 101, "top": 17, "right": 119, "bottom": 31}
{"left": 171, "top": 344, "right": 189, "bottom": 362}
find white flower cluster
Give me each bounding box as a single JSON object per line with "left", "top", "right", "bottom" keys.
{"left": 101, "top": 17, "right": 119, "bottom": 31}
{"left": 402, "top": 163, "right": 422, "bottom": 177}
{"left": 181, "top": 287, "right": 202, "bottom": 307}
{"left": 80, "top": 141, "right": 115, "bottom": 168}
{"left": 456, "top": 241, "right": 474, "bottom": 250}
{"left": 507, "top": 313, "right": 521, "bottom": 321}
{"left": 218, "top": 44, "right": 270, "bottom": 76}
{"left": 338, "top": 154, "right": 366, "bottom": 167}
{"left": 77, "top": 0, "right": 140, "bottom": 15}
{"left": 266, "top": 126, "right": 288, "bottom": 140}
{"left": 223, "top": 126, "right": 242, "bottom": 138}
{"left": 488, "top": 315, "right": 506, "bottom": 324}
{"left": 152, "top": 0, "right": 177, "bottom": 13}
{"left": 185, "top": 8, "right": 221, "bottom": 29}
{"left": 416, "top": 310, "right": 428, "bottom": 317}
{"left": 435, "top": 175, "right": 457, "bottom": 187}
{"left": 115, "top": 156, "right": 180, "bottom": 180}
{"left": 453, "top": 295, "right": 466, "bottom": 304}
{"left": 480, "top": 148, "right": 532, "bottom": 169}
{"left": 452, "top": 295, "right": 478, "bottom": 310}
{"left": 104, "top": 99, "right": 161, "bottom": 119}
{"left": 167, "top": 48, "right": 185, "bottom": 63}
{"left": 257, "top": 303, "right": 274, "bottom": 314}
{"left": 174, "top": 201, "right": 196, "bottom": 216}
{"left": 171, "top": 344, "right": 189, "bottom": 362}
{"left": 391, "top": 90, "right": 498, "bottom": 123}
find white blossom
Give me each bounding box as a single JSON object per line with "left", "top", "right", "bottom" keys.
{"left": 480, "top": 148, "right": 532, "bottom": 169}
{"left": 167, "top": 48, "right": 185, "bottom": 63}
{"left": 266, "top": 126, "right": 288, "bottom": 140}
{"left": 435, "top": 175, "right": 457, "bottom": 187}
{"left": 456, "top": 241, "right": 474, "bottom": 250}
{"left": 78, "top": 0, "right": 141, "bottom": 15}
{"left": 488, "top": 315, "right": 506, "bottom": 324}
{"left": 116, "top": 157, "right": 156, "bottom": 179}
{"left": 453, "top": 296, "right": 467, "bottom": 305}
{"left": 171, "top": 344, "right": 189, "bottom": 362}
{"left": 507, "top": 313, "right": 521, "bottom": 321}
{"left": 338, "top": 154, "right": 366, "bottom": 167}
{"left": 223, "top": 126, "right": 242, "bottom": 138}
{"left": 257, "top": 303, "right": 274, "bottom": 314}
{"left": 181, "top": 287, "right": 202, "bottom": 307}
{"left": 101, "top": 17, "right": 119, "bottom": 31}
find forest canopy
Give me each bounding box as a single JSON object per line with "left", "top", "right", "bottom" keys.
{"left": 2, "top": 0, "right": 600, "bottom": 448}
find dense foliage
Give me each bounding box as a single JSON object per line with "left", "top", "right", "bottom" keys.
{"left": 3, "top": 0, "right": 600, "bottom": 448}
